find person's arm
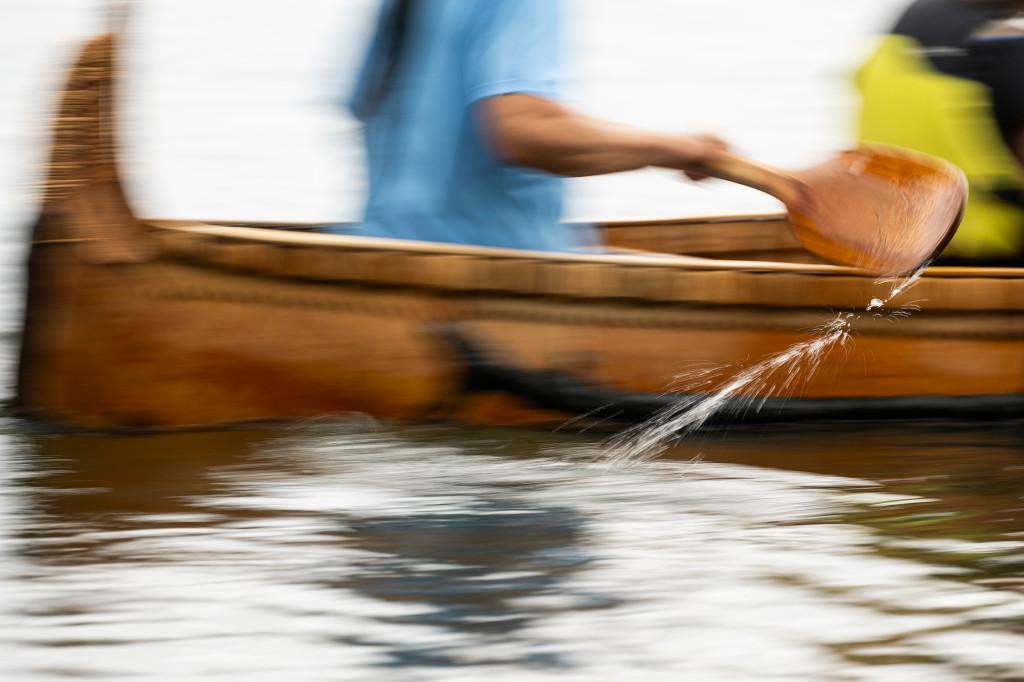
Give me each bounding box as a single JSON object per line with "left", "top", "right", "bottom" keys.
{"left": 475, "top": 93, "right": 728, "bottom": 178}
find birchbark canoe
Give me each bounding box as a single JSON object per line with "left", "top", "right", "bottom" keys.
{"left": 15, "top": 34, "right": 1024, "bottom": 432}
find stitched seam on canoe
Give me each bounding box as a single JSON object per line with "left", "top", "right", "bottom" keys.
{"left": 153, "top": 235, "right": 896, "bottom": 306}
{"left": 153, "top": 244, "right": 1024, "bottom": 314}
{"left": 136, "top": 279, "right": 1024, "bottom": 339}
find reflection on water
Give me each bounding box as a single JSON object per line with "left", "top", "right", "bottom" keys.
{"left": 2, "top": 417, "right": 1023, "bottom": 681}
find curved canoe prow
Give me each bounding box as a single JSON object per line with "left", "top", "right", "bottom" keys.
{"left": 33, "top": 33, "right": 155, "bottom": 264}
{"left": 16, "top": 33, "right": 1024, "bottom": 432}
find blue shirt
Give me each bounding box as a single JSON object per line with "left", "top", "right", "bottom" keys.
{"left": 344, "top": 0, "right": 590, "bottom": 251}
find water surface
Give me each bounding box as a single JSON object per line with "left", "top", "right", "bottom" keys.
{"left": 2, "top": 421, "right": 1023, "bottom": 680}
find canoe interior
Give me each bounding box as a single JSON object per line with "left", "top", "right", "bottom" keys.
{"left": 200, "top": 214, "right": 823, "bottom": 266}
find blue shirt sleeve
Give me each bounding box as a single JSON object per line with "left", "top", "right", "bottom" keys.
{"left": 464, "top": 0, "right": 563, "bottom": 104}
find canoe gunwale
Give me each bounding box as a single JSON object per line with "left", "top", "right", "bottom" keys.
{"left": 144, "top": 220, "right": 847, "bottom": 273}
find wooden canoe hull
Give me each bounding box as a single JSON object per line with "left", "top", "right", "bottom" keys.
{"left": 15, "top": 34, "right": 1024, "bottom": 431}
{"left": 19, "top": 216, "right": 1024, "bottom": 430}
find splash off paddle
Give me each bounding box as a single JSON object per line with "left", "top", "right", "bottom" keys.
{"left": 692, "top": 144, "right": 967, "bottom": 276}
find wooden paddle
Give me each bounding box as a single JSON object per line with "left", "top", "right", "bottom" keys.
{"left": 693, "top": 144, "right": 967, "bottom": 276}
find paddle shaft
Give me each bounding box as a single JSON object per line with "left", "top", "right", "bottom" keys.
{"left": 689, "top": 151, "right": 805, "bottom": 207}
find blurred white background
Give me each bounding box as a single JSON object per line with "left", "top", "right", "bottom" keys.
{"left": 0, "top": 0, "right": 911, "bottom": 234}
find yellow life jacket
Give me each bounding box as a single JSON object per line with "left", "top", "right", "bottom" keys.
{"left": 857, "top": 34, "right": 1024, "bottom": 259}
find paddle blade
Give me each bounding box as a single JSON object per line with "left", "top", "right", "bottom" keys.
{"left": 787, "top": 145, "right": 966, "bottom": 276}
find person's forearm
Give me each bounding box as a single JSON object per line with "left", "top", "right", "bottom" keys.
{"left": 476, "top": 94, "right": 721, "bottom": 177}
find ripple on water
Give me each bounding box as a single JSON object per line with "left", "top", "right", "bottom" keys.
{"left": 1, "top": 422, "right": 1024, "bottom": 681}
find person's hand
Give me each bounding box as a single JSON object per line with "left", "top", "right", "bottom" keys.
{"left": 673, "top": 132, "right": 731, "bottom": 181}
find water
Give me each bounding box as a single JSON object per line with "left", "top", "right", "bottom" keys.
{"left": 605, "top": 315, "right": 854, "bottom": 466}
{"left": 3, "top": 1, "right": 1024, "bottom": 680}
{"left": 3, "top": 422, "right": 1024, "bottom": 680}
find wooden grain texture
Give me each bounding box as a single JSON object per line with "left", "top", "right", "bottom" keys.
{"left": 697, "top": 147, "right": 967, "bottom": 275}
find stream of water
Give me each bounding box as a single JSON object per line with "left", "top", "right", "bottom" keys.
{"left": 606, "top": 270, "right": 929, "bottom": 466}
